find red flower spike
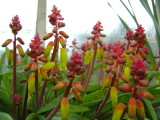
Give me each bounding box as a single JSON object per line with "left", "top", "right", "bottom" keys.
{"left": 51, "top": 67, "right": 58, "bottom": 76}
{"left": 48, "top": 5, "right": 64, "bottom": 26}
{"left": 125, "top": 29, "right": 134, "bottom": 41}
{"left": 70, "top": 52, "right": 83, "bottom": 65}
{"left": 139, "top": 89, "right": 154, "bottom": 100}
{"left": 12, "top": 94, "right": 22, "bottom": 105}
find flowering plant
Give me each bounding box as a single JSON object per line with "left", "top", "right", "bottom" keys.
{"left": 0, "top": 5, "right": 160, "bottom": 120}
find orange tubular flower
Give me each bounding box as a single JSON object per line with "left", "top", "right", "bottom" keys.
{"left": 61, "top": 97, "right": 69, "bottom": 120}
{"left": 128, "top": 97, "right": 136, "bottom": 118}
{"left": 136, "top": 99, "right": 146, "bottom": 120}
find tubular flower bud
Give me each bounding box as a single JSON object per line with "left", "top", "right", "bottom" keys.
{"left": 17, "top": 37, "right": 24, "bottom": 45}
{"left": 128, "top": 97, "right": 136, "bottom": 118}
{"left": 112, "top": 103, "right": 126, "bottom": 120}
{"left": 2, "top": 39, "right": 12, "bottom": 47}
{"left": 58, "top": 36, "right": 66, "bottom": 48}
{"left": 38, "top": 56, "right": 48, "bottom": 62}
{"left": 139, "top": 50, "right": 146, "bottom": 58}
{"left": 61, "top": 97, "right": 69, "bottom": 120}
{"left": 124, "top": 67, "right": 131, "bottom": 80}
{"left": 31, "top": 62, "right": 38, "bottom": 72}
{"left": 43, "top": 33, "right": 53, "bottom": 40}
{"left": 53, "top": 81, "right": 67, "bottom": 91}
{"left": 39, "top": 67, "right": 49, "bottom": 80}
{"left": 59, "top": 31, "right": 69, "bottom": 38}
{"left": 17, "top": 44, "right": 25, "bottom": 57}
{"left": 96, "top": 47, "right": 103, "bottom": 61}
{"left": 105, "top": 59, "right": 114, "bottom": 65}
{"left": 24, "top": 62, "right": 33, "bottom": 71}
{"left": 52, "top": 27, "right": 58, "bottom": 33}
{"left": 119, "top": 72, "right": 129, "bottom": 82}
{"left": 84, "top": 50, "right": 91, "bottom": 64}
{"left": 72, "top": 88, "right": 83, "bottom": 103}
{"left": 101, "top": 74, "right": 112, "bottom": 89}
{"left": 126, "top": 47, "right": 135, "bottom": 54}
{"left": 28, "top": 74, "right": 35, "bottom": 96}
{"left": 8, "top": 50, "right": 13, "bottom": 65}
{"left": 136, "top": 99, "right": 146, "bottom": 120}
{"left": 42, "top": 62, "right": 55, "bottom": 71}
{"left": 118, "top": 83, "right": 132, "bottom": 93}
{"left": 100, "top": 34, "right": 106, "bottom": 37}
{"left": 139, "top": 89, "right": 154, "bottom": 100}
{"left": 58, "top": 22, "right": 65, "bottom": 28}
{"left": 97, "top": 38, "right": 103, "bottom": 46}
{"left": 88, "top": 40, "right": 95, "bottom": 49}
{"left": 44, "top": 41, "right": 54, "bottom": 58}
{"left": 138, "top": 80, "right": 149, "bottom": 87}
{"left": 73, "top": 81, "right": 85, "bottom": 93}
{"left": 60, "top": 48, "right": 68, "bottom": 70}
{"left": 126, "top": 56, "right": 134, "bottom": 67}
{"left": 110, "top": 86, "right": 118, "bottom": 109}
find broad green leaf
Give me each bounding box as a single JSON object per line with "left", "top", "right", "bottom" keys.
{"left": 143, "top": 98, "right": 158, "bottom": 120}
{"left": 26, "top": 113, "right": 45, "bottom": 120}
{"left": 0, "top": 112, "right": 13, "bottom": 120}
{"left": 70, "top": 105, "right": 89, "bottom": 113}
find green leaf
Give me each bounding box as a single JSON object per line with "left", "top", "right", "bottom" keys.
{"left": 42, "top": 62, "right": 55, "bottom": 71}
{"left": 143, "top": 98, "right": 158, "bottom": 120}
{"left": 70, "top": 105, "right": 90, "bottom": 113}
{"left": 0, "top": 112, "right": 13, "bottom": 120}
{"left": 26, "top": 113, "right": 45, "bottom": 120}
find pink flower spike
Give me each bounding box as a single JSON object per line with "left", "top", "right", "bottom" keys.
{"left": 12, "top": 15, "right": 20, "bottom": 24}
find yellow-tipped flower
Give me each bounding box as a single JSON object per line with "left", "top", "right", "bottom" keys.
{"left": 39, "top": 67, "right": 49, "bottom": 80}
{"left": 112, "top": 103, "right": 126, "bottom": 120}
{"left": 96, "top": 47, "right": 103, "bottom": 62}
{"left": 60, "top": 48, "right": 68, "bottom": 71}
{"left": 42, "top": 62, "right": 55, "bottom": 71}
{"left": 31, "top": 62, "right": 38, "bottom": 72}
{"left": 8, "top": 50, "right": 13, "bottom": 65}
{"left": 119, "top": 72, "right": 129, "bottom": 82}
{"left": 84, "top": 50, "right": 90, "bottom": 64}
{"left": 28, "top": 74, "right": 35, "bottom": 96}
{"left": 24, "top": 62, "right": 33, "bottom": 71}
{"left": 72, "top": 88, "right": 83, "bottom": 103}
{"left": 61, "top": 97, "right": 69, "bottom": 120}
{"left": 1, "top": 39, "right": 12, "bottom": 47}
{"left": 59, "top": 31, "right": 69, "bottom": 38}
{"left": 124, "top": 67, "right": 131, "bottom": 80}
{"left": 128, "top": 97, "right": 136, "bottom": 118}
{"left": 101, "top": 74, "right": 112, "bottom": 89}
{"left": 44, "top": 41, "right": 54, "bottom": 58}
{"left": 73, "top": 81, "right": 85, "bottom": 93}
{"left": 53, "top": 81, "right": 67, "bottom": 91}
{"left": 17, "top": 44, "right": 25, "bottom": 58}
{"left": 58, "top": 36, "right": 66, "bottom": 48}
{"left": 139, "top": 89, "right": 154, "bottom": 100}
{"left": 126, "top": 55, "right": 134, "bottom": 67}
{"left": 110, "top": 86, "right": 118, "bottom": 109}
{"left": 43, "top": 33, "right": 53, "bottom": 40}
{"left": 136, "top": 99, "right": 146, "bottom": 120}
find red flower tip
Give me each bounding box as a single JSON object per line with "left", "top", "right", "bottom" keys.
{"left": 132, "top": 58, "right": 147, "bottom": 71}
{"left": 135, "top": 25, "right": 145, "bottom": 34}
{"left": 70, "top": 52, "right": 83, "bottom": 64}
{"left": 12, "top": 94, "right": 22, "bottom": 105}
{"left": 125, "top": 29, "right": 134, "bottom": 41}
{"left": 81, "top": 42, "right": 89, "bottom": 52}
{"left": 48, "top": 5, "right": 64, "bottom": 25}
{"left": 93, "top": 21, "right": 103, "bottom": 32}
{"left": 51, "top": 67, "right": 58, "bottom": 75}
{"left": 12, "top": 15, "right": 20, "bottom": 24}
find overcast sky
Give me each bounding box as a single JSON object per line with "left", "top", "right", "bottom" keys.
{"left": 0, "top": 0, "right": 153, "bottom": 50}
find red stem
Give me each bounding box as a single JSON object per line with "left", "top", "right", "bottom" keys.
{"left": 12, "top": 35, "right": 17, "bottom": 117}
{"left": 91, "top": 73, "right": 116, "bottom": 120}
{"left": 46, "top": 77, "right": 74, "bottom": 120}
{"left": 35, "top": 57, "right": 39, "bottom": 110}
